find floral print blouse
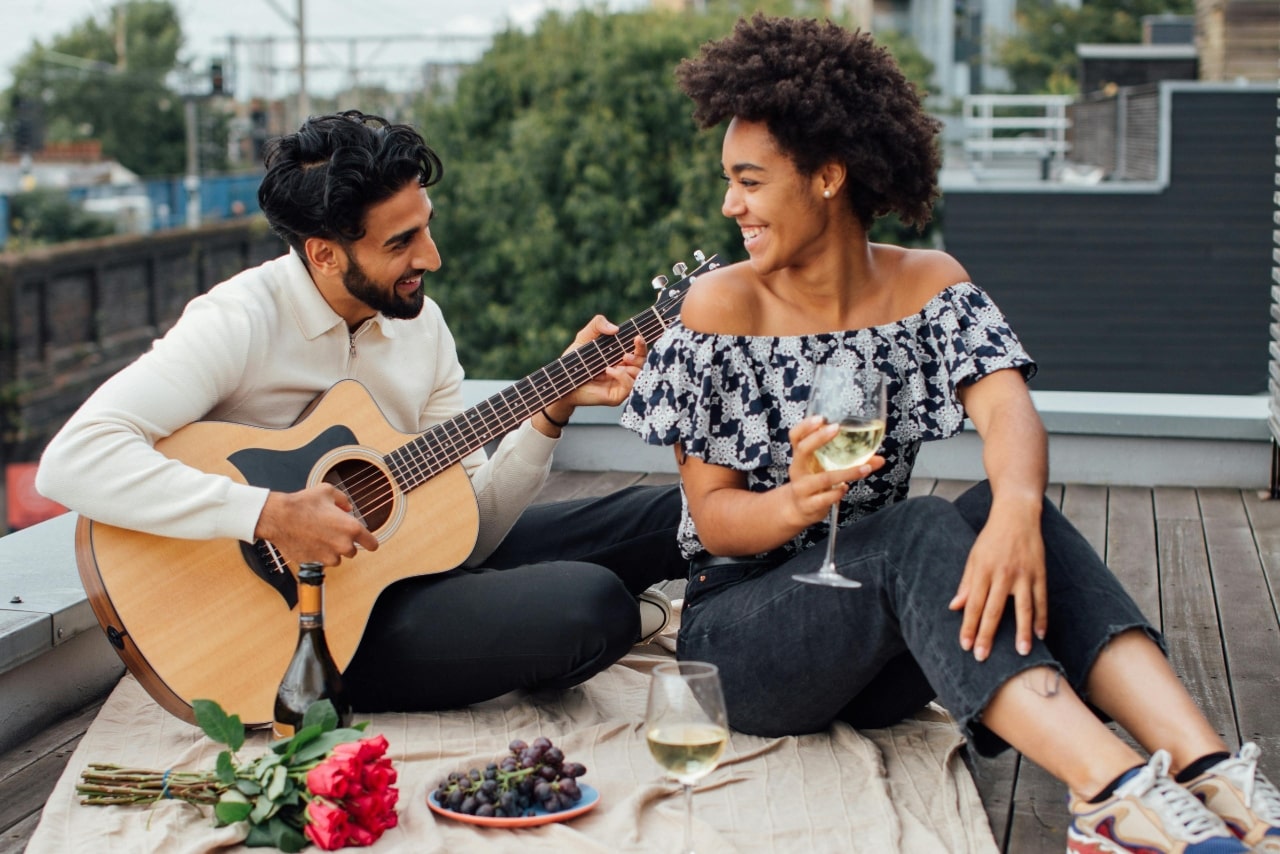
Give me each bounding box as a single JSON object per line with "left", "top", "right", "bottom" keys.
{"left": 621, "top": 283, "right": 1037, "bottom": 559}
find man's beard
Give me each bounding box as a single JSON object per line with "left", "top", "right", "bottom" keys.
{"left": 342, "top": 252, "right": 425, "bottom": 320}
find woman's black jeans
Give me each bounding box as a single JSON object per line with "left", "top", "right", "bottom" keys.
{"left": 678, "top": 482, "right": 1161, "bottom": 756}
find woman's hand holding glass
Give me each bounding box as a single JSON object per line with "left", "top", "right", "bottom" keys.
{"left": 789, "top": 366, "right": 887, "bottom": 588}
{"left": 786, "top": 416, "right": 884, "bottom": 518}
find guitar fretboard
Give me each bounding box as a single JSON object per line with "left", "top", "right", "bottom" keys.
{"left": 385, "top": 302, "right": 672, "bottom": 491}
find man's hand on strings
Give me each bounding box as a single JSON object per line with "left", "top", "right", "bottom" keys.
{"left": 255, "top": 484, "right": 379, "bottom": 567}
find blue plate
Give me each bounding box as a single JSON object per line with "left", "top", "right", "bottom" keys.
{"left": 427, "top": 782, "right": 600, "bottom": 827}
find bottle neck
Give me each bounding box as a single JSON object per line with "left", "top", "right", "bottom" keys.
{"left": 298, "top": 581, "right": 324, "bottom": 626}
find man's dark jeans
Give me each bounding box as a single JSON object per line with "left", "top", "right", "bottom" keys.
{"left": 678, "top": 482, "right": 1160, "bottom": 756}
{"left": 344, "top": 484, "right": 684, "bottom": 712}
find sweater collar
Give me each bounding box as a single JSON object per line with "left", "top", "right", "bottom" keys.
{"left": 283, "top": 250, "right": 400, "bottom": 340}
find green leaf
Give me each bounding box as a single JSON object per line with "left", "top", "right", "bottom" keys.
{"left": 235, "top": 778, "right": 262, "bottom": 796}
{"left": 215, "top": 751, "right": 235, "bottom": 785}
{"left": 246, "top": 817, "right": 308, "bottom": 852}
{"left": 273, "top": 723, "right": 322, "bottom": 759}
{"left": 214, "top": 792, "right": 252, "bottom": 826}
{"left": 249, "top": 793, "right": 276, "bottom": 824}
{"left": 265, "top": 765, "right": 288, "bottom": 801}
{"left": 252, "top": 752, "right": 283, "bottom": 780}
{"left": 288, "top": 727, "right": 367, "bottom": 764}
{"left": 301, "top": 699, "right": 338, "bottom": 733}
{"left": 193, "top": 699, "right": 245, "bottom": 751}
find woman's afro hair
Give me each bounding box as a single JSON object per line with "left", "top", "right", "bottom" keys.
{"left": 676, "top": 14, "right": 942, "bottom": 229}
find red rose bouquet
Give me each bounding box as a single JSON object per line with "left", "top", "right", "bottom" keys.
{"left": 76, "top": 699, "right": 398, "bottom": 851}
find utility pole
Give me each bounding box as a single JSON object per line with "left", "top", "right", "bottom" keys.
{"left": 114, "top": 5, "right": 128, "bottom": 70}
{"left": 184, "top": 95, "right": 201, "bottom": 228}
{"left": 256, "top": 0, "right": 308, "bottom": 126}
{"left": 296, "top": 0, "right": 308, "bottom": 120}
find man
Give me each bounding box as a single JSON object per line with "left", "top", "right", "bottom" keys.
{"left": 36, "top": 110, "right": 682, "bottom": 711}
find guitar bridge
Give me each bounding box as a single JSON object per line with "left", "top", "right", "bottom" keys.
{"left": 241, "top": 540, "right": 298, "bottom": 609}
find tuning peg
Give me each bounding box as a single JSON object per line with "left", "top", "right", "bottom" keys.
{"left": 651, "top": 275, "right": 669, "bottom": 291}
{"left": 672, "top": 261, "right": 688, "bottom": 278}
{"left": 693, "top": 249, "right": 706, "bottom": 264}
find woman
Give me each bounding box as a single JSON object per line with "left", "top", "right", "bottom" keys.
{"left": 622, "top": 15, "right": 1279, "bottom": 854}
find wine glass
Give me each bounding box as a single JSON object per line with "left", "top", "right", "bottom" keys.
{"left": 792, "top": 365, "right": 887, "bottom": 588}
{"left": 646, "top": 661, "right": 730, "bottom": 854}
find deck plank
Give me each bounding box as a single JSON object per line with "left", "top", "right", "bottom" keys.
{"left": 1198, "top": 488, "right": 1280, "bottom": 777}
{"left": 0, "top": 812, "right": 39, "bottom": 854}
{"left": 1106, "top": 487, "right": 1160, "bottom": 624}
{"left": 1154, "top": 487, "right": 1239, "bottom": 746}
{"left": 0, "top": 700, "right": 103, "bottom": 842}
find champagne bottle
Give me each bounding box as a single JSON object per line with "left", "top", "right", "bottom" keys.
{"left": 272, "top": 563, "right": 352, "bottom": 739}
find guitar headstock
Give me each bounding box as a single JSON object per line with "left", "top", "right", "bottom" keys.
{"left": 650, "top": 250, "right": 722, "bottom": 324}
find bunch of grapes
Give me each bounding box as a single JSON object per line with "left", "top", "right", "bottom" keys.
{"left": 431, "top": 736, "right": 588, "bottom": 818}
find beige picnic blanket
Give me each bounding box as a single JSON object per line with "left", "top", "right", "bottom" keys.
{"left": 28, "top": 612, "right": 997, "bottom": 853}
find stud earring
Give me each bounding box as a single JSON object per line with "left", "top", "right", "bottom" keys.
{"left": 823, "top": 190, "right": 832, "bottom": 198}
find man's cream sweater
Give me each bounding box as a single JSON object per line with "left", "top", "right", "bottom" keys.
{"left": 36, "top": 251, "right": 554, "bottom": 565}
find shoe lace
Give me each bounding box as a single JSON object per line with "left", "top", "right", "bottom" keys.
{"left": 1133, "top": 751, "right": 1226, "bottom": 843}
{"left": 1234, "top": 742, "right": 1280, "bottom": 825}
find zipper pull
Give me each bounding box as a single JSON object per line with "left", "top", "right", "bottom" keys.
{"left": 349, "top": 333, "right": 356, "bottom": 358}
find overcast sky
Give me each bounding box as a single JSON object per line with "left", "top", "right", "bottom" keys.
{"left": 3, "top": 0, "right": 645, "bottom": 96}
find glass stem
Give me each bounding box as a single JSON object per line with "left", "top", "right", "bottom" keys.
{"left": 821, "top": 502, "right": 839, "bottom": 574}
{"left": 681, "top": 782, "right": 696, "bottom": 854}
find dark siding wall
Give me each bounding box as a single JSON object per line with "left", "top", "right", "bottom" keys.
{"left": 942, "top": 87, "right": 1273, "bottom": 394}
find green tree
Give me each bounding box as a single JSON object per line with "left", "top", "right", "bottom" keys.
{"left": 416, "top": 4, "right": 937, "bottom": 378}
{"left": 3, "top": 1, "right": 189, "bottom": 176}
{"left": 997, "top": 0, "right": 1195, "bottom": 93}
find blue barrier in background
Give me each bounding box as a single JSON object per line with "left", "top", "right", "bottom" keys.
{"left": 0, "top": 172, "right": 264, "bottom": 250}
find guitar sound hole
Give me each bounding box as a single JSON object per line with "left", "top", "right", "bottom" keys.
{"left": 324, "top": 459, "right": 394, "bottom": 532}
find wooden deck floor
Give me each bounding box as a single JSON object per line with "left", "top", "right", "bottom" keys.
{"left": 3, "top": 474, "right": 1278, "bottom": 853}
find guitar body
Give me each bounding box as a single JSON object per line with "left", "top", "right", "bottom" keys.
{"left": 75, "top": 380, "right": 479, "bottom": 726}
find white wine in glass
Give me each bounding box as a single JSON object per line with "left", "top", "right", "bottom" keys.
{"left": 793, "top": 365, "right": 887, "bottom": 588}
{"left": 646, "top": 661, "right": 729, "bottom": 854}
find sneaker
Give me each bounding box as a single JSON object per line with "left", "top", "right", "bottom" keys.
{"left": 1067, "top": 750, "right": 1250, "bottom": 853}
{"left": 637, "top": 587, "right": 672, "bottom": 644}
{"left": 1186, "top": 742, "right": 1280, "bottom": 853}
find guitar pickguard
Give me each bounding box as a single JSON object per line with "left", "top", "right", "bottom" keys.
{"left": 228, "top": 425, "right": 359, "bottom": 609}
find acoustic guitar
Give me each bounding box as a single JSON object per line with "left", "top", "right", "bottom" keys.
{"left": 75, "top": 252, "right": 720, "bottom": 726}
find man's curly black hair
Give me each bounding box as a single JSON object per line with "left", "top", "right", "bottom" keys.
{"left": 676, "top": 14, "right": 942, "bottom": 230}
{"left": 257, "top": 110, "right": 444, "bottom": 257}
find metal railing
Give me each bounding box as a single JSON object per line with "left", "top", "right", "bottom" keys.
{"left": 961, "top": 94, "right": 1074, "bottom": 179}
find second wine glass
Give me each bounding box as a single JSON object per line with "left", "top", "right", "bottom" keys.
{"left": 646, "top": 661, "right": 729, "bottom": 854}
{"left": 793, "top": 365, "right": 887, "bottom": 588}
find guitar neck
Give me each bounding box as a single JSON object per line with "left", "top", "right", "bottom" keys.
{"left": 387, "top": 303, "right": 668, "bottom": 491}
